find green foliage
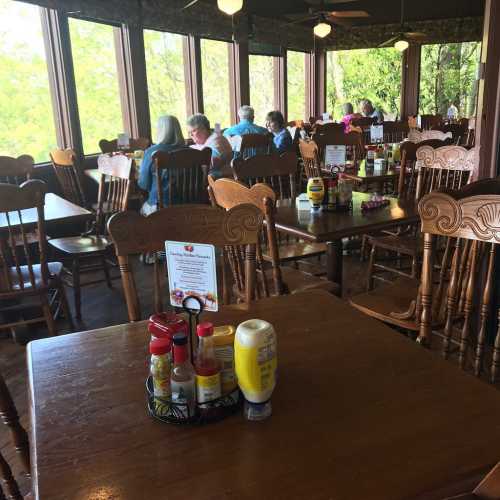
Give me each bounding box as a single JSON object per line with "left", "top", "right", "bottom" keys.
{"left": 201, "top": 39, "right": 231, "bottom": 128}
{"left": 249, "top": 54, "right": 274, "bottom": 125}
{"left": 144, "top": 30, "right": 187, "bottom": 137}
{"left": 419, "top": 42, "right": 480, "bottom": 117}
{"left": 327, "top": 48, "right": 402, "bottom": 120}
{"left": 69, "top": 18, "right": 123, "bottom": 154}
{"left": 287, "top": 50, "right": 306, "bottom": 121}
{"left": 0, "top": 0, "right": 56, "bottom": 163}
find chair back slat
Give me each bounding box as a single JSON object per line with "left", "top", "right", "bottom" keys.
{"left": 299, "top": 140, "right": 321, "bottom": 178}
{"left": 419, "top": 114, "right": 443, "bottom": 130}
{"left": 232, "top": 152, "right": 297, "bottom": 201}
{"left": 0, "top": 155, "right": 34, "bottom": 185}
{"left": 107, "top": 204, "right": 262, "bottom": 321}
{"left": 418, "top": 179, "right": 500, "bottom": 382}
{"left": 99, "top": 137, "right": 150, "bottom": 154}
{"left": 153, "top": 148, "right": 211, "bottom": 209}
{"left": 50, "top": 149, "right": 86, "bottom": 207}
{"left": 0, "top": 180, "right": 47, "bottom": 296}
{"left": 381, "top": 121, "right": 409, "bottom": 144}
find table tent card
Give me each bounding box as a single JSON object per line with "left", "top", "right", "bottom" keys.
{"left": 370, "top": 125, "right": 383, "bottom": 143}
{"left": 117, "top": 133, "right": 130, "bottom": 149}
{"left": 324, "top": 145, "right": 346, "bottom": 167}
{"left": 165, "top": 241, "right": 218, "bottom": 311}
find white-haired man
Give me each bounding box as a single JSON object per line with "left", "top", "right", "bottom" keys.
{"left": 223, "top": 105, "right": 268, "bottom": 138}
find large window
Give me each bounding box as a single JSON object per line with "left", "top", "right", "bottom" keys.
{"left": 69, "top": 18, "right": 123, "bottom": 154}
{"left": 287, "top": 51, "right": 306, "bottom": 121}
{"left": 249, "top": 54, "right": 275, "bottom": 125}
{"left": 201, "top": 39, "right": 230, "bottom": 128}
{"left": 327, "top": 48, "right": 402, "bottom": 121}
{"left": 0, "top": 0, "right": 56, "bottom": 163}
{"left": 419, "top": 42, "right": 481, "bottom": 119}
{"left": 144, "top": 30, "right": 187, "bottom": 137}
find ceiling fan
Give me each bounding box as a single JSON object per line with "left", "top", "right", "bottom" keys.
{"left": 285, "top": 0, "right": 370, "bottom": 38}
{"left": 378, "top": 0, "right": 428, "bottom": 51}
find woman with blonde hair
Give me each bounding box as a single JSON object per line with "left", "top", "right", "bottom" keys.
{"left": 138, "top": 115, "right": 186, "bottom": 214}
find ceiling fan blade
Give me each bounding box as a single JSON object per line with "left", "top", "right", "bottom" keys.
{"left": 181, "top": 0, "right": 201, "bottom": 10}
{"left": 284, "top": 14, "right": 318, "bottom": 26}
{"left": 325, "top": 15, "right": 353, "bottom": 27}
{"left": 378, "top": 35, "right": 400, "bottom": 48}
{"left": 404, "top": 31, "right": 428, "bottom": 39}
{"left": 329, "top": 10, "right": 370, "bottom": 18}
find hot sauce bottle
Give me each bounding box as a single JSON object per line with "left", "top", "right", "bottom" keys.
{"left": 194, "top": 322, "right": 221, "bottom": 407}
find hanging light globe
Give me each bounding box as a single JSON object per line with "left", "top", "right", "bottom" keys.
{"left": 313, "top": 22, "right": 331, "bottom": 38}
{"left": 394, "top": 39, "right": 409, "bottom": 51}
{"left": 217, "top": 0, "right": 243, "bottom": 15}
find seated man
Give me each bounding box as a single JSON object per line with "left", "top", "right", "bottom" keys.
{"left": 223, "top": 105, "right": 268, "bottom": 138}
{"left": 360, "top": 99, "right": 384, "bottom": 123}
{"left": 187, "top": 113, "right": 232, "bottom": 179}
{"left": 266, "top": 110, "right": 293, "bottom": 153}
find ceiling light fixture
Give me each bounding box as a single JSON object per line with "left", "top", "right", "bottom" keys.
{"left": 313, "top": 21, "right": 331, "bottom": 38}
{"left": 394, "top": 39, "right": 409, "bottom": 51}
{"left": 217, "top": 0, "right": 243, "bottom": 16}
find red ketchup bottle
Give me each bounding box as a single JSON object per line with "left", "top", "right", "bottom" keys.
{"left": 194, "top": 322, "right": 221, "bottom": 408}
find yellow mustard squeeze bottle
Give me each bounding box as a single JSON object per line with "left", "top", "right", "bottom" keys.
{"left": 235, "top": 319, "right": 277, "bottom": 421}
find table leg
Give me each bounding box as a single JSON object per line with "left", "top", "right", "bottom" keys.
{"left": 326, "top": 239, "right": 343, "bottom": 297}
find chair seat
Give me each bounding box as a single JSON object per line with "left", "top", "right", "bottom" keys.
{"left": 263, "top": 241, "right": 327, "bottom": 263}
{"left": 1, "top": 262, "right": 63, "bottom": 292}
{"left": 49, "top": 235, "right": 111, "bottom": 255}
{"left": 367, "top": 234, "right": 421, "bottom": 256}
{"left": 349, "top": 277, "right": 420, "bottom": 330}
{"left": 269, "top": 267, "right": 339, "bottom": 296}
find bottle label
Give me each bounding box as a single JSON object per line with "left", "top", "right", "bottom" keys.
{"left": 196, "top": 373, "right": 221, "bottom": 403}
{"left": 214, "top": 345, "right": 237, "bottom": 393}
{"left": 171, "top": 379, "right": 196, "bottom": 418}
{"left": 151, "top": 355, "right": 171, "bottom": 398}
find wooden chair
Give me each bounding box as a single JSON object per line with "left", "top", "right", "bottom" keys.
{"left": 98, "top": 137, "right": 150, "bottom": 154}
{"left": 351, "top": 116, "right": 377, "bottom": 128}
{"left": 0, "top": 180, "right": 73, "bottom": 337}
{"left": 444, "top": 461, "right": 500, "bottom": 499}
{"left": 408, "top": 129, "right": 452, "bottom": 143}
{"left": 231, "top": 151, "right": 327, "bottom": 272}
{"left": 313, "top": 129, "right": 364, "bottom": 165}
{"left": 299, "top": 139, "right": 321, "bottom": 178}
{"left": 365, "top": 145, "right": 476, "bottom": 289}
{"left": 420, "top": 114, "right": 443, "bottom": 130}
{"left": 153, "top": 147, "right": 211, "bottom": 209}
{"left": 50, "top": 149, "right": 86, "bottom": 207}
{"left": 208, "top": 177, "right": 338, "bottom": 297}
{"left": 0, "top": 367, "right": 30, "bottom": 499}
{"left": 238, "top": 133, "right": 273, "bottom": 159}
{"left": 432, "top": 123, "right": 468, "bottom": 144}
{"left": 48, "top": 154, "right": 133, "bottom": 320}
{"left": 107, "top": 204, "right": 262, "bottom": 321}
{"left": 381, "top": 121, "right": 409, "bottom": 143}
{"left": 0, "top": 155, "right": 34, "bottom": 185}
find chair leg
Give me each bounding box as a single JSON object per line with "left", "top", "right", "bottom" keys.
{"left": 0, "top": 451, "right": 22, "bottom": 500}
{"left": 40, "top": 293, "right": 56, "bottom": 337}
{"left": 360, "top": 235, "right": 368, "bottom": 262}
{"left": 72, "top": 258, "right": 82, "bottom": 320}
{"left": 57, "top": 280, "right": 74, "bottom": 332}
{"left": 367, "top": 245, "right": 376, "bottom": 291}
{"left": 101, "top": 255, "right": 113, "bottom": 289}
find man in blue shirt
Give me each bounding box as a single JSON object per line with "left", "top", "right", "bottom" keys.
{"left": 223, "top": 105, "right": 268, "bottom": 137}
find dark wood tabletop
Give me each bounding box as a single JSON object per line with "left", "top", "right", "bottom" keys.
{"left": 0, "top": 192, "right": 92, "bottom": 229}
{"left": 274, "top": 192, "right": 419, "bottom": 242}
{"left": 28, "top": 291, "right": 500, "bottom": 500}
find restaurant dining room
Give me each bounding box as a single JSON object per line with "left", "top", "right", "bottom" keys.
{"left": 1, "top": 0, "right": 500, "bottom": 498}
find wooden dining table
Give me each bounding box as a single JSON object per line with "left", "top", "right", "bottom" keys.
{"left": 0, "top": 192, "right": 92, "bottom": 230}
{"left": 274, "top": 192, "right": 419, "bottom": 293}
{"left": 28, "top": 290, "right": 500, "bottom": 500}
{"left": 341, "top": 161, "right": 400, "bottom": 193}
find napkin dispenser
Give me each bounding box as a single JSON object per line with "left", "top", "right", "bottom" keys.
{"left": 296, "top": 193, "right": 311, "bottom": 211}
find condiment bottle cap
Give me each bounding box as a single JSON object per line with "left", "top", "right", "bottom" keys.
{"left": 197, "top": 322, "right": 214, "bottom": 337}
{"left": 149, "top": 338, "right": 171, "bottom": 355}
{"left": 172, "top": 333, "right": 188, "bottom": 345}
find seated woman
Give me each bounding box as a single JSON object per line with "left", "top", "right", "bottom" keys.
{"left": 187, "top": 113, "right": 233, "bottom": 179}
{"left": 340, "top": 102, "right": 362, "bottom": 132}
{"left": 266, "top": 111, "right": 293, "bottom": 153}
{"left": 138, "top": 115, "right": 186, "bottom": 215}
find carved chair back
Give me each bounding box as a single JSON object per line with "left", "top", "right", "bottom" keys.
{"left": 407, "top": 129, "right": 452, "bottom": 143}
{"left": 313, "top": 129, "right": 364, "bottom": 164}
{"left": 232, "top": 151, "right": 298, "bottom": 200}
{"left": 153, "top": 147, "right": 211, "bottom": 209}
{"left": 0, "top": 155, "right": 34, "bottom": 185}
{"left": 95, "top": 154, "right": 134, "bottom": 236}
{"left": 98, "top": 137, "right": 150, "bottom": 154}
{"left": 50, "top": 149, "right": 86, "bottom": 207}
{"left": 397, "top": 139, "right": 456, "bottom": 198}
{"left": 414, "top": 145, "right": 476, "bottom": 201}
{"left": 418, "top": 179, "right": 500, "bottom": 382}
{"left": 107, "top": 204, "right": 263, "bottom": 321}
{"left": 0, "top": 180, "right": 49, "bottom": 297}
{"left": 208, "top": 177, "right": 290, "bottom": 297}
{"left": 239, "top": 133, "right": 273, "bottom": 159}
{"left": 432, "top": 123, "right": 468, "bottom": 144}
{"left": 299, "top": 139, "right": 321, "bottom": 179}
